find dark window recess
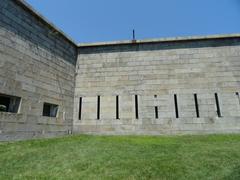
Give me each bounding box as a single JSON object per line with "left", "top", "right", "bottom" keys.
{"left": 116, "top": 95, "right": 119, "bottom": 119}
{"left": 174, "top": 94, "right": 179, "bottom": 118}
{"left": 215, "top": 93, "right": 222, "bottom": 117}
{"left": 43, "top": 103, "right": 58, "bottom": 117}
{"left": 135, "top": 95, "right": 139, "bottom": 119}
{"left": 79, "top": 97, "right": 82, "bottom": 120}
{"left": 97, "top": 96, "right": 100, "bottom": 120}
{"left": 155, "top": 106, "right": 159, "bottom": 119}
{"left": 0, "top": 94, "right": 21, "bottom": 113}
{"left": 194, "top": 94, "right": 200, "bottom": 118}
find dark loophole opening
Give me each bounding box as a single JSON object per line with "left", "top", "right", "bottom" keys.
{"left": 174, "top": 94, "right": 179, "bottom": 118}
{"left": 194, "top": 94, "right": 200, "bottom": 118}
{"left": 79, "top": 97, "right": 82, "bottom": 120}
{"left": 97, "top": 96, "right": 100, "bottom": 120}
{"left": 135, "top": 95, "right": 139, "bottom": 119}
{"left": 116, "top": 95, "right": 119, "bottom": 119}
{"left": 155, "top": 106, "right": 159, "bottom": 119}
{"left": 215, "top": 93, "right": 221, "bottom": 117}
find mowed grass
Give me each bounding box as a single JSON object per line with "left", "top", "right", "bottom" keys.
{"left": 0, "top": 135, "right": 240, "bottom": 179}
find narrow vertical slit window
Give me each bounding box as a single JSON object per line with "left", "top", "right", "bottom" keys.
{"left": 174, "top": 94, "right": 179, "bottom": 118}
{"left": 97, "top": 96, "right": 100, "bottom": 120}
{"left": 116, "top": 95, "right": 119, "bottom": 119}
{"left": 236, "top": 92, "right": 240, "bottom": 106}
{"left": 215, "top": 93, "right": 221, "bottom": 117}
{"left": 78, "top": 97, "right": 82, "bottom": 120}
{"left": 135, "top": 95, "right": 139, "bottom": 119}
{"left": 194, "top": 94, "right": 200, "bottom": 118}
{"left": 155, "top": 106, "right": 159, "bottom": 119}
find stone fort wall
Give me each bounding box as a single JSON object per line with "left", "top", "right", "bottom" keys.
{"left": 0, "top": 0, "right": 77, "bottom": 140}
{"left": 74, "top": 38, "right": 240, "bottom": 135}
{"left": 1, "top": 0, "right": 240, "bottom": 140}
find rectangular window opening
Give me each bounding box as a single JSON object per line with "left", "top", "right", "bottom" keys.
{"left": 194, "top": 94, "right": 200, "bottom": 118}
{"left": 97, "top": 96, "right": 100, "bottom": 120}
{"left": 43, "top": 103, "right": 58, "bottom": 117}
{"left": 116, "top": 95, "right": 119, "bottom": 119}
{"left": 0, "top": 93, "right": 21, "bottom": 113}
{"left": 79, "top": 97, "right": 82, "bottom": 120}
{"left": 155, "top": 106, "right": 159, "bottom": 119}
{"left": 174, "top": 94, "right": 179, "bottom": 118}
{"left": 135, "top": 95, "right": 139, "bottom": 119}
{"left": 215, "top": 93, "right": 221, "bottom": 117}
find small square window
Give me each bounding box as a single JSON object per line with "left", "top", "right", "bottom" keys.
{"left": 42, "top": 103, "right": 58, "bottom": 117}
{"left": 0, "top": 93, "right": 21, "bottom": 113}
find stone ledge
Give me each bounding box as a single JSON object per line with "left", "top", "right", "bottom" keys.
{"left": 78, "top": 34, "right": 240, "bottom": 47}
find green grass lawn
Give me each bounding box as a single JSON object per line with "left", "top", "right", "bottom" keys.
{"left": 0, "top": 134, "right": 240, "bottom": 180}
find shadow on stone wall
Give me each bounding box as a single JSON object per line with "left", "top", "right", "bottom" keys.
{"left": 0, "top": 0, "right": 77, "bottom": 65}
{"left": 79, "top": 37, "right": 240, "bottom": 54}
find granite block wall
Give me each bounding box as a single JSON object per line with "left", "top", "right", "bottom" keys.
{"left": 1, "top": 0, "right": 240, "bottom": 139}
{"left": 0, "top": 0, "right": 77, "bottom": 140}
{"left": 73, "top": 38, "right": 240, "bottom": 135}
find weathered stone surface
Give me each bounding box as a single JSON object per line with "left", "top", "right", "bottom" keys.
{"left": 73, "top": 38, "right": 240, "bottom": 135}
{"left": 1, "top": 0, "right": 240, "bottom": 140}
{"left": 0, "top": 0, "right": 77, "bottom": 140}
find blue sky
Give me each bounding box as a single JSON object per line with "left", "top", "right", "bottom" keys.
{"left": 26, "top": 0, "right": 240, "bottom": 43}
